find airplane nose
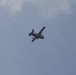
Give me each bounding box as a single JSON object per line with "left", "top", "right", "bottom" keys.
{"left": 41, "top": 36, "right": 44, "bottom": 39}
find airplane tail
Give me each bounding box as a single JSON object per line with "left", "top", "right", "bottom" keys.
{"left": 29, "top": 29, "right": 34, "bottom": 36}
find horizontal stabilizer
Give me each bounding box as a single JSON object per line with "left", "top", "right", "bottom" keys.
{"left": 29, "top": 29, "right": 34, "bottom": 36}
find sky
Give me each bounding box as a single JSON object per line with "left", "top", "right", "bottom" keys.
{"left": 0, "top": 0, "right": 76, "bottom": 75}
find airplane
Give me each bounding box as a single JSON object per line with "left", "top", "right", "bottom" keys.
{"left": 29, "top": 26, "right": 46, "bottom": 42}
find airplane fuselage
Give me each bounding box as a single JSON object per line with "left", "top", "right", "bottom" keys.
{"left": 32, "top": 33, "right": 44, "bottom": 39}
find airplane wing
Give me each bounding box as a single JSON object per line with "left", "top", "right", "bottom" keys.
{"left": 38, "top": 27, "right": 46, "bottom": 35}
{"left": 32, "top": 37, "right": 36, "bottom": 42}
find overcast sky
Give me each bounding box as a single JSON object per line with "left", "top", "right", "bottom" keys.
{"left": 0, "top": 0, "right": 76, "bottom": 75}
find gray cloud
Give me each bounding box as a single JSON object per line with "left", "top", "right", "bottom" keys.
{"left": 0, "top": 0, "right": 25, "bottom": 14}
{"left": 0, "top": 0, "right": 76, "bottom": 18}
{"left": 34, "top": 0, "right": 72, "bottom": 18}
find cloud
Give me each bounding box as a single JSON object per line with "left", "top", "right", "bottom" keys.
{"left": 0, "top": 0, "right": 76, "bottom": 18}
{"left": 0, "top": 0, "right": 25, "bottom": 14}
{"left": 32, "top": 0, "right": 72, "bottom": 18}
{"left": 32, "top": 0, "right": 76, "bottom": 18}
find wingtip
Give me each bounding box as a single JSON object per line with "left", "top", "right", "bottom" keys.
{"left": 31, "top": 40, "right": 34, "bottom": 42}
{"left": 43, "top": 26, "right": 46, "bottom": 28}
